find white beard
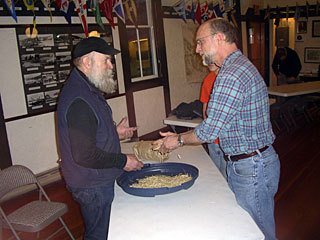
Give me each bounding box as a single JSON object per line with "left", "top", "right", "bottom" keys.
{"left": 87, "top": 65, "right": 117, "bottom": 94}
{"left": 202, "top": 53, "right": 214, "bottom": 67}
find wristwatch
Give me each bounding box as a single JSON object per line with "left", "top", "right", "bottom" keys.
{"left": 177, "top": 134, "right": 184, "bottom": 147}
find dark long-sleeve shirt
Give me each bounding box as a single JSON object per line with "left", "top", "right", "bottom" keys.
{"left": 272, "top": 47, "right": 302, "bottom": 78}
{"left": 66, "top": 98, "right": 127, "bottom": 169}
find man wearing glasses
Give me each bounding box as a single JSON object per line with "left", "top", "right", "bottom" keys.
{"left": 155, "top": 18, "right": 280, "bottom": 240}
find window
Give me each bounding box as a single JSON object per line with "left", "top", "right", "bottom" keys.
{"left": 126, "top": 0, "right": 158, "bottom": 82}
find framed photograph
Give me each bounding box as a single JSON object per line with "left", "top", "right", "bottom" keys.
{"left": 304, "top": 47, "right": 320, "bottom": 63}
{"left": 16, "top": 24, "right": 116, "bottom": 115}
{"left": 312, "top": 20, "right": 320, "bottom": 37}
{"left": 297, "top": 21, "right": 307, "bottom": 34}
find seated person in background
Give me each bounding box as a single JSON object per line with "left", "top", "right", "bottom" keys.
{"left": 200, "top": 66, "right": 226, "bottom": 179}
{"left": 272, "top": 46, "right": 302, "bottom": 85}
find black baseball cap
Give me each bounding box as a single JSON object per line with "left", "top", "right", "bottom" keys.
{"left": 72, "top": 37, "right": 120, "bottom": 59}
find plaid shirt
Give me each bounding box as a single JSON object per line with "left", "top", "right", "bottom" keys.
{"left": 195, "top": 50, "right": 275, "bottom": 155}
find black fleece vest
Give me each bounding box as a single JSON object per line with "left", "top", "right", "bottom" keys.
{"left": 57, "top": 68, "right": 123, "bottom": 188}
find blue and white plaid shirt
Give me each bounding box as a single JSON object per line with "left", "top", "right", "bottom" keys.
{"left": 195, "top": 50, "right": 275, "bottom": 155}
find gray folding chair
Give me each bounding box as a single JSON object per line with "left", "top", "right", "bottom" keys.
{"left": 0, "top": 165, "right": 75, "bottom": 240}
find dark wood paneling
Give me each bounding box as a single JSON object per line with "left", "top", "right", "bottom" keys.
{"left": 247, "top": 21, "right": 266, "bottom": 81}
{"left": 0, "top": 94, "right": 12, "bottom": 169}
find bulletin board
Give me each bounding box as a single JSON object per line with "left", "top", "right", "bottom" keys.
{"left": 16, "top": 24, "right": 117, "bottom": 115}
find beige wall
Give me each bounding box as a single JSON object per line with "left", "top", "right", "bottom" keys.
{"left": 294, "top": 16, "right": 320, "bottom": 74}
{"left": 163, "top": 18, "right": 203, "bottom": 110}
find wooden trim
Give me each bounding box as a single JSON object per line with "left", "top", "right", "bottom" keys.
{"left": 0, "top": 94, "right": 12, "bottom": 169}
{"left": 153, "top": 0, "right": 171, "bottom": 116}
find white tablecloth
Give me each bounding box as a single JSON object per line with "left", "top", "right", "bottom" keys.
{"left": 109, "top": 143, "right": 264, "bottom": 240}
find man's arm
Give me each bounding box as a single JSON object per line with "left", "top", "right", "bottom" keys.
{"left": 155, "top": 130, "right": 202, "bottom": 153}
{"left": 116, "top": 117, "right": 137, "bottom": 140}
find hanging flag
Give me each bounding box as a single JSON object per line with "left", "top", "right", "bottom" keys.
{"left": 200, "top": 1, "right": 209, "bottom": 22}
{"left": 207, "top": 2, "right": 216, "bottom": 20}
{"left": 31, "top": 15, "right": 37, "bottom": 38}
{"left": 113, "top": 0, "right": 125, "bottom": 24}
{"left": 55, "top": 0, "right": 73, "bottom": 24}
{"left": 230, "top": 9, "right": 238, "bottom": 29}
{"left": 218, "top": 0, "right": 225, "bottom": 13}
{"left": 173, "top": 0, "right": 186, "bottom": 22}
{"left": 23, "top": 0, "right": 34, "bottom": 11}
{"left": 91, "top": 0, "right": 105, "bottom": 30}
{"left": 264, "top": 4, "right": 270, "bottom": 21}
{"left": 285, "top": 5, "right": 289, "bottom": 22}
{"left": 294, "top": 3, "right": 300, "bottom": 20}
{"left": 123, "top": 0, "right": 138, "bottom": 27}
{"left": 274, "top": 6, "right": 280, "bottom": 27}
{"left": 306, "top": 1, "right": 309, "bottom": 21}
{"left": 74, "top": 0, "right": 89, "bottom": 37}
{"left": 213, "top": 3, "right": 222, "bottom": 18}
{"left": 2, "top": 0, "right": 17, "bottom": 22}
{"left": 100, "top": 0, "right": 115, "bottom": 29}
{"left": 40, "top": 0, "right": 53, "bottom": 22}
{"left": 195, "top": 1, "right": 201, "bottom": 25}
{"left": 186, "top": 1, "right": 196, "bottom": 23}
{"left": 316, "top": 1, "right": 319, "bottom": 15}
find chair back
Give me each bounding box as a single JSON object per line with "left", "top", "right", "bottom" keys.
{"left": 0, "top": 165, "right": 37, "bottom": 201}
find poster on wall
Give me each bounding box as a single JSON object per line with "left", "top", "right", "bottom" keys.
{"left": 182, "top": 24, "right": 209, "bottom": 83}
{"left": 16, "top": 25, "right": 117, "bottom": 115}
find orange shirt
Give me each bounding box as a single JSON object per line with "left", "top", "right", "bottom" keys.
{"left": 200, "top": 71, "right": 216, "bottom": 103}
{"left": 200, "top": 71, "right": 219, "bottom": 144}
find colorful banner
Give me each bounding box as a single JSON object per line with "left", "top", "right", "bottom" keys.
{"left": 173, "top": 0, "right": 187, "bottom": 23}
{"left": 2, "top": 0, "right": 17, "bottom": 22}
{"left": 91, "top": 0, "right": 105, "bottom": 30}
{"left": 40, "top": 0, "right": 52, "bottom": 22}
{"left": 74, "top": 0, "right": 89, "bottom": 36}
{"left": 195, "top": 1, "right": 201, "bottom": 24}
{"left": 55, "top": 0, "right": 73, "bottom": 24}
{"left": 23, "top": 0, "right": 34, "bottom": 11}
{"left": 123, "top": 0, "right": 137, "bottom": 27}
{"left": 99, "top": 0, "right": 115, "bottom": 29}
{"left": 113, "top": 0, "right": 126, "bottom": 24}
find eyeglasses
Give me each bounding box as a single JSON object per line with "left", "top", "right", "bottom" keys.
{"left": 196, "top": 33, "right": 216, "bottom": 47}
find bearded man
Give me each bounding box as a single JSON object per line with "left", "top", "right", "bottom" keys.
{"left": 154, "top": 18, "right": 280, "bottom": 240}
{"left": 57, "top": 37, "right": 143, "bottom": 240}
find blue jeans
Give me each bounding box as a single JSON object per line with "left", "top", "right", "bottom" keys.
{"left": 227, "top": 146, "right": 280, "bottom": 240}
{"left": 68, "top": 184, "right": 115, "bottom": 240}
{"left": 208, "top": 143, "right": 227, "bottom": 179}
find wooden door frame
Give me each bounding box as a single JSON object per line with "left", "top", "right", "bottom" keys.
{"left": 246, "top": 17, "right": 270, "bottom": 86}
{"left": 0, "top": 94, "right": 12, "bottom": 169}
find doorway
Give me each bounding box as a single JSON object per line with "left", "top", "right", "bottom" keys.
{"left": 247, "top": 21, "right": 268, "bottom": 84}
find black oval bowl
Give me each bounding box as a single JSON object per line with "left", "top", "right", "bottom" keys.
{"left": 117, "top": 162, "right": 199, "bottom": 197}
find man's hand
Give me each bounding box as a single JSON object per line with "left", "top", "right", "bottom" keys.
{"left": 117, "top": 117, "right": 137, "bottom": 140}
{"left": 123, "top": 154, "right": 144, "bottom": 171}
{"left": 152, "top": 131, "right": 179, "bottom": 154}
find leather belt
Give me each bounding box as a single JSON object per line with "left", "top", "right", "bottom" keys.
{"left": 226, "top": 146, "right": 269, "bottom": 162}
